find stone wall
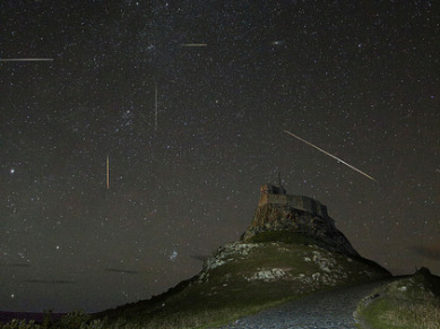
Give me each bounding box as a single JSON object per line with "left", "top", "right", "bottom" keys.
{"left": 258, "top": 184, "right": 328, "bottom": 218}
{"left": 242, "top": 203, "right": 358, "bottom": 256}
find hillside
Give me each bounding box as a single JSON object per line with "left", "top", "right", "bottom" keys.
{"left": 355, "top": 267, "right": 440, "bottom": 329}
{"left": 90, "top": 185, "right": 391, "bottom": 328}
{"left": 93, "top": 240, "right": 389, "bottom": 327}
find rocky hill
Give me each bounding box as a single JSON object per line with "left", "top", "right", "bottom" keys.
{"left": 93, "top": 184, "right": 391, "bottom": 328}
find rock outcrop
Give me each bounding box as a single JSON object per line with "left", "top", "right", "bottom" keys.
{"left": 241, "top": 184, "right": 359, "bottom": 257}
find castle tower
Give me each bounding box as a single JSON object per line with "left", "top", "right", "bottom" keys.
{"left": 258, "top": 183, "right": 286, "bottom": 207}
{"left": 258, "top": 184, "right": 328, "bottom": 218}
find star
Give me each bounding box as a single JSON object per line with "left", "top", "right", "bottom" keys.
{"left": 271, "top": 40, "right": 285, "bottom": 46}
{"left": 169, "top": 250, "right": 178, "bottom": 262}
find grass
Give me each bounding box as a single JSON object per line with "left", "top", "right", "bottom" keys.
{"left": 0, "top": 300, "right": 294, "bottom": 329}
{"left": 355, "top": 270, "right": 440, "bottom": 329}
{"left": 246, "top": 231, "right": 323, "bottom": 245}
{"left": 111, "top": 298, "right": 294, "bottom": 329}
{"left": 356, "top": 297, "right": 440, "bottom": 329}
{"left": 92, "top": 240, "right": 389, "bottom": 328}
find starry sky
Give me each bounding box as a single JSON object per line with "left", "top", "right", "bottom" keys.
{"left": 1, "top": 0, "right": 439, "bottom": 313}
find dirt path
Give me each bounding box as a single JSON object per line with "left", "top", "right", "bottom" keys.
{"left": 218, "top": 279, "right": 393, "bottom": 329}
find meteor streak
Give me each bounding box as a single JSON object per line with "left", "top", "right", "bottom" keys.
{"left": 154, "top": 82, "right": 158, "bottom": 131}
{"left": 106, "top": 155, "right": 110, "bottom": 189}
{"left": 180, "top": 43, "right": 207, "bottom": 47}
{"left": 284, "top": 130, "right": 376, "bottom": 182}
{"left": 0, "top": 58, "right": 53, "bottom": 62}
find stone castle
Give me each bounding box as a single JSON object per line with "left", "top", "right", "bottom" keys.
{"left": 241, "top": 183, "right": 359, "bottom": 256}
{"left": 258, "top": 183, "right": 328, "bottom": 218}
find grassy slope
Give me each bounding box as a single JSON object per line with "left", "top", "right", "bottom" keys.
{"left": 93, "top": 232, "right": 390, "bottom": 328}
{"left": 355, "top": 269, "right": 440, "bottom": 329}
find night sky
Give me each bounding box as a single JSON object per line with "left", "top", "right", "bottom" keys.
{"left": 1, "top": 0, "right": 439, "bottom": 313}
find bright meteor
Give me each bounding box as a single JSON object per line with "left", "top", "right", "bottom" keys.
{"left": 284, "top": 130, "right": 377, "bottom": 182}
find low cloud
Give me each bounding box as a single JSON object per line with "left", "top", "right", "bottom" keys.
{"left": 105, "top": 268, "right": 139, "bottom": 274}
{"left": 413, "top": 245, "right": 440, "bottom": 261}
{"left": 0, "top": 263, "right": 31, "bottom": 268}
{"left": 23, "top": 279, "right": 76, "bottom": 284}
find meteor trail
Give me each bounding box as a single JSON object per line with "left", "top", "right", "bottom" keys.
{"left": 0, "top": 58, "right": 53, "bottom": 62}
{"left": 180, "top": 43, "right": 207, "bottom": 47}
{"left": 154, "top": 82, "right": 158, "bottom": 131}
{"left": 284, "top": 130, "right": 377, "bottom": 182}
{"left": 106, "top": 155, "right": 110, "bottom": 189}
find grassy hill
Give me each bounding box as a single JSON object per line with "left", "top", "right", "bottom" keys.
{"left": 91, "top": 232, "right": 390, "bottom": 328}
{"left": 355, "top": 267, "right": 440, "bottom": 329}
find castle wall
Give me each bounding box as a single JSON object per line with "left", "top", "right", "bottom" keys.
{"left": 258, "top": 187, "right": 328, "bottom": 218}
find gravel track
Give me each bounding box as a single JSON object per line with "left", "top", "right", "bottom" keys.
{"left": 218, "top": 279, "right": 393, "bottom": 329}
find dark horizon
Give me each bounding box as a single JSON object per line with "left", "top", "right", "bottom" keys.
{"left": 0, "top": 311, "right": 66, "bottom": 324}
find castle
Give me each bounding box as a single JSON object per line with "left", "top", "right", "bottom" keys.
{"left": 258, "top": 183, "right": 328, "bottom": 218}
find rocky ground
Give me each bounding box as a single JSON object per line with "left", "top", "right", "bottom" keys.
{"left": 218, "top": 279, "right": 395, "bottom": 329}
{"left": 199, "top": 241, "right": 388, "bottom": 289}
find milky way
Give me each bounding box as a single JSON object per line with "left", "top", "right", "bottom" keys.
{"left": 1, "top": 0, "right": 439, "bottom": 312}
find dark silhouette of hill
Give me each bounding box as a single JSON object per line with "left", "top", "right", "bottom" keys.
{"left": 0, "top": 311, "right": 65, "bottom": 324}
